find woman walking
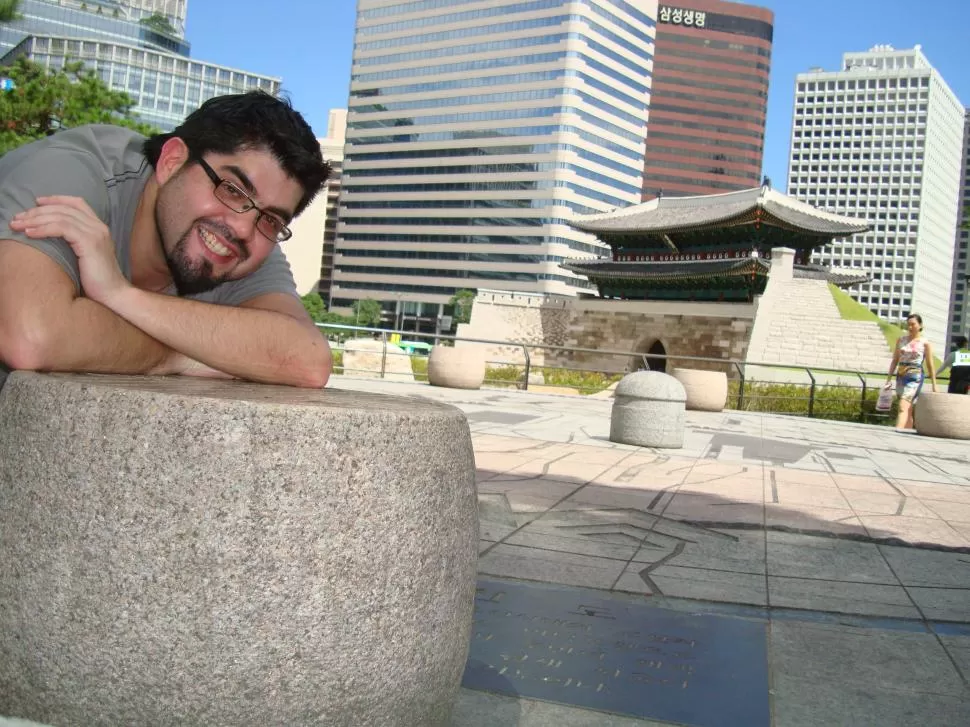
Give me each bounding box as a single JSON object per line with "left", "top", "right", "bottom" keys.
{"left": 885, "top": 313, "right": 938, "bottom": 430}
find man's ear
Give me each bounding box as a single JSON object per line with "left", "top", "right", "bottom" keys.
{"left": 155, "top": 137, "right": 191, "bottom": 185}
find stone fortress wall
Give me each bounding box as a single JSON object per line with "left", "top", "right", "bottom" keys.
{"left": 455, "top": 249, "right": 890, "bottom": 377}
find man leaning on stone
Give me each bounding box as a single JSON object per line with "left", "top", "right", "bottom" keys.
{"left": 0, "top": 91, "right": 332, "bottom": 391}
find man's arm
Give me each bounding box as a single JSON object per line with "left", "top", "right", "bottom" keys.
{"left": 7, "top": 196, "right": 330, "bottom": 388}
{"left": 105, "top": 287, "right": 331, "bottom": 388}
{"left": 0, "top": 240, "right": 173, "bottom": 374}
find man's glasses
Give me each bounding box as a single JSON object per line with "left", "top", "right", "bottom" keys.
{"left": 194, "top": 156, "right": 292, "bottom": 243}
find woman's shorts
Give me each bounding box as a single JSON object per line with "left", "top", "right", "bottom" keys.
{"left": 896, "top": 371, "right": 924, "bottom": 402}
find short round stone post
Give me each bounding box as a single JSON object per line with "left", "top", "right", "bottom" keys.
{"left": 913, "top": 392, "right": 970, "bottom": 440}
{"left": 0, "top": 372, "right": 479, "bottom": 727}
{"left": 609, "top": 371, "right": 686, "bottom": 448}
{"left": 427, "top": 345, "right": 486, "bottom": 390}
{"left": 671, "top": 368, "right": 728, "bottom": 412}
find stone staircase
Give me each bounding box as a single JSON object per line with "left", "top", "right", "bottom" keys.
{"left": 746, "top": 278, "right": 890, "bottom": 374}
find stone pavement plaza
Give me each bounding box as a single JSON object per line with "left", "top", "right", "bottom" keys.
{"left": 332, "top": 377, "right": 970, "bottom": 727}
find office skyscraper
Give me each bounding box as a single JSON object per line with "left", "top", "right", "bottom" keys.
{"left": 333, "top": 0, "right": 655, "bottom": 331}
{"left": 950, "top": 110, "right": 970, "bottom": 342}
{"left": 787, "top": 45, "right": 965, "bottom": 349}
{"left": 1, "top": 0, "right": 280, "bottom": 131}
{"left": 642, "top": 0, "right": 772, "bottom": 200}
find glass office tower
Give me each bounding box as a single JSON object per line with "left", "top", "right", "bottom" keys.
{"left": 1, "top": 0, "right": 280, "bottom": 132}
{"left": 333, "top": 0, "right": 655, "bottom": 329}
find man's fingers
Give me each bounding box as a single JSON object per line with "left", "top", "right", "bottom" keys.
{"left": 34, "top": 195, "right": 98, "bottom": 216}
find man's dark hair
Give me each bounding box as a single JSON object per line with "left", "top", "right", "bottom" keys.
{"left": 144, "top": 91, "right": 330, "bottom": 216}
{"left": 956, "top": 335, "right": 969, "bottom": 349}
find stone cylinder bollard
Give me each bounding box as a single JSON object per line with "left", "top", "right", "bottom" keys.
{"left": 913, "top": 392, "right": 970, "bottom": 440}
{"left": 427, "top": 345, "right": 486, "bottom": 390}
{"left": 671, "top": 368, "right": 728, "bottom": 412}
{"left": 609, "top": 371, "right": 686, "bottom": 448}
{"left": 0, "top": 372, "right": 479, "bottom": 727}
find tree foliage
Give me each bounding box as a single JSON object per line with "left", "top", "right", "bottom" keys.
{"left": 300, "top": 292, "right": 328, "bottom": 323}
{"left": 0, "top": 57, "right": 158, "bottom": 157}
{"left": 139, "top": 12, "right": 177, "bottom": 36}
{"left": 449, "top": 289, "right": 476, "bottom": 324}
{"left": 0, "top": 0, "right": 22, "bottom": 22}
{"left": 352, "top": 298, "right": 383, "bottom": 327}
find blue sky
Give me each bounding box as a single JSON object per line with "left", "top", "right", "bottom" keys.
{"left": 185, "top": 0, "right": 969, "bottom": 190}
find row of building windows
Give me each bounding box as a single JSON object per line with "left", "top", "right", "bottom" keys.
{"left": 646, "top": 144, "right": 759, "bottom": 167}
{"left": 343, "top": 198, "right": 600, "bottom": 214}
{"left": 797, "top": 103, "right": 928, "bottom": 115}
{"left": 347, "top": 123, "right": 643, "bottom": 161}
{"left": 361, "top": 0, "right": 657, "bottom": 46}
{"left": 660, "top": 60, "right": 766, "bottom": 86}
{"left": 650, "top": 102, "right": 764, "bottom": 125}
{"left": 646, "top": 158, "right": 757, "bottom": 178}
{"left": 359, "top": 0, "right": 581, "bottom": 37}
{"left": 342, "top": 179, "right": 629, "bottom": 209}
{"left": 356, "top": 14, "right": 652, "bottom": 67}
{"left": 660, "top": 40, "right": 770, "bottom": 71}
{"left": 338, "top": 232, "right": 605, "bottom": 255}
{"left": 644, "top": 173, "right": 750, "bottom": 191}
{"left": 341, "top": 215, "right": 576, "bottom": 228}
{"left": 795, "top": 116, "right": 926, "bottom": 128}
{"left": 338, "top": 249, "right": 567, "bottom": 264}
{"left": 351, "top": 80, "right": 645, "bottom": 125}
{"left": 337, "top": 266, "right": 584, "bottom": 284}
{"left": 335, "top": 275, "right": 592, "bottom": 294}
{"left": 26, "top": 35, "right": 273, "bottom": 88}
{"left": 353, "top": 56, "right": 651, "bottom": 103}
{"left": 798, "top": 76, "right": 930, "bottom": 92}
{"left": 646, "top": 130, "right": 763, "bottom": 153}
{"left": 344, "top": 161, "right": 642, "bottom": 196}
{"left": 656, "top": 88, "right": 767, "bottom": 112}
{"left": 347, "top": 142, "right": 642, "bottom": 178}
{"left": 663, "top": 30, "right": 771, "bottom": 59}
{"left": 651, "top": 116, "right": 764, "bottom": 141}
{"left": 349, "top": 105, "right": 644, "bottom": 144}
{"left": 358, "top": 0, "right": 487, "bottom": 20}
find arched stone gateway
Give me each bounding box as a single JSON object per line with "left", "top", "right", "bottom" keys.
{"left": 633, "top": 338, "right": 668, "bottom": 373}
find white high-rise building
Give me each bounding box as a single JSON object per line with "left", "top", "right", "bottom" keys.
{"left": 787, "top": 45, "right": 965, "bottom": 349}
{"left": 282, "top": 110, "right": 347, "bottom": 297}
{"left": 333, "top": 0, "right": 656, "bottom": 331}
{"left": 949, "top": 110, "right": 970, "bottom": 343}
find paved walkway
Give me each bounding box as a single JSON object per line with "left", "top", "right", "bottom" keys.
{"left": 330, "top": 377, "right": 970, "bottom": 727}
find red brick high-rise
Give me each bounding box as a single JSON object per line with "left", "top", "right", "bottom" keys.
{"left": 642, "top": 1, "right": 774, "bottom": 200}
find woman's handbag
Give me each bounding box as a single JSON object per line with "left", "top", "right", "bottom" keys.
{"left": 875, "top": 382, "right": 894, "bottom": 413}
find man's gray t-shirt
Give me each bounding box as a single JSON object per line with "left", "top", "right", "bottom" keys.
{"left": 0, "top": 125, "right": 300, "bottom": 389}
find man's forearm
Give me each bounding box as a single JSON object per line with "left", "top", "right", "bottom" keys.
{"left": 106, "top": 287, "right": 330, "bottom": 388}
{"left": 30, "top": 296, "right": 174, "bottom": 375}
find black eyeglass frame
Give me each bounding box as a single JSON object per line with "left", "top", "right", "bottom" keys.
{"left": 194, "top": 156, "right": 293, "bottom": 243}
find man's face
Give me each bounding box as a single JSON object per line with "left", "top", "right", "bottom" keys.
{"left": 155, "top": 145, "right": 303, "bottom": 296}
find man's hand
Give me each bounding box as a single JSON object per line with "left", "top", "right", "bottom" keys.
{"left": 9, "top": 196, "right": 130, "bottom": 305}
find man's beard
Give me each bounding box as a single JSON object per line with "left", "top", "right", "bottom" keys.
{"left": 166, "top": 232, "right": 229, "bottom": 296}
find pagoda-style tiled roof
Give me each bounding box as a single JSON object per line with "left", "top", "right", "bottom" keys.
{"left": 793, "top": 264, "right": 870, "bottom": 288}
{"left": 562, "top": 257, "right": 771, "bottom": 281}
{"left": 570, "top": 185, "right": 870, "bottom": 237}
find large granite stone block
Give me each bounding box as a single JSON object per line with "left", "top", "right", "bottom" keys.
{"left": 0, "top": 372, "right": 479, "bottom": 727}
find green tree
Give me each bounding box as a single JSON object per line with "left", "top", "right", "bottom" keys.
{"left": 300, "top": 292, "right": 327, "bottom": 323}
{"left": 352, "top": 298, "right": 383, "bottom": 327}
{"left": 0, "top": 0, "right": 21, "bottom": 22}
{"left": 449, "top": 289, "right": 476, "bottom": 324}
{"left": 139, "top": 12, "right": 177, "bottom": 36}
{"left": 0, "top": 57, "right": 158, "bottom": 156}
